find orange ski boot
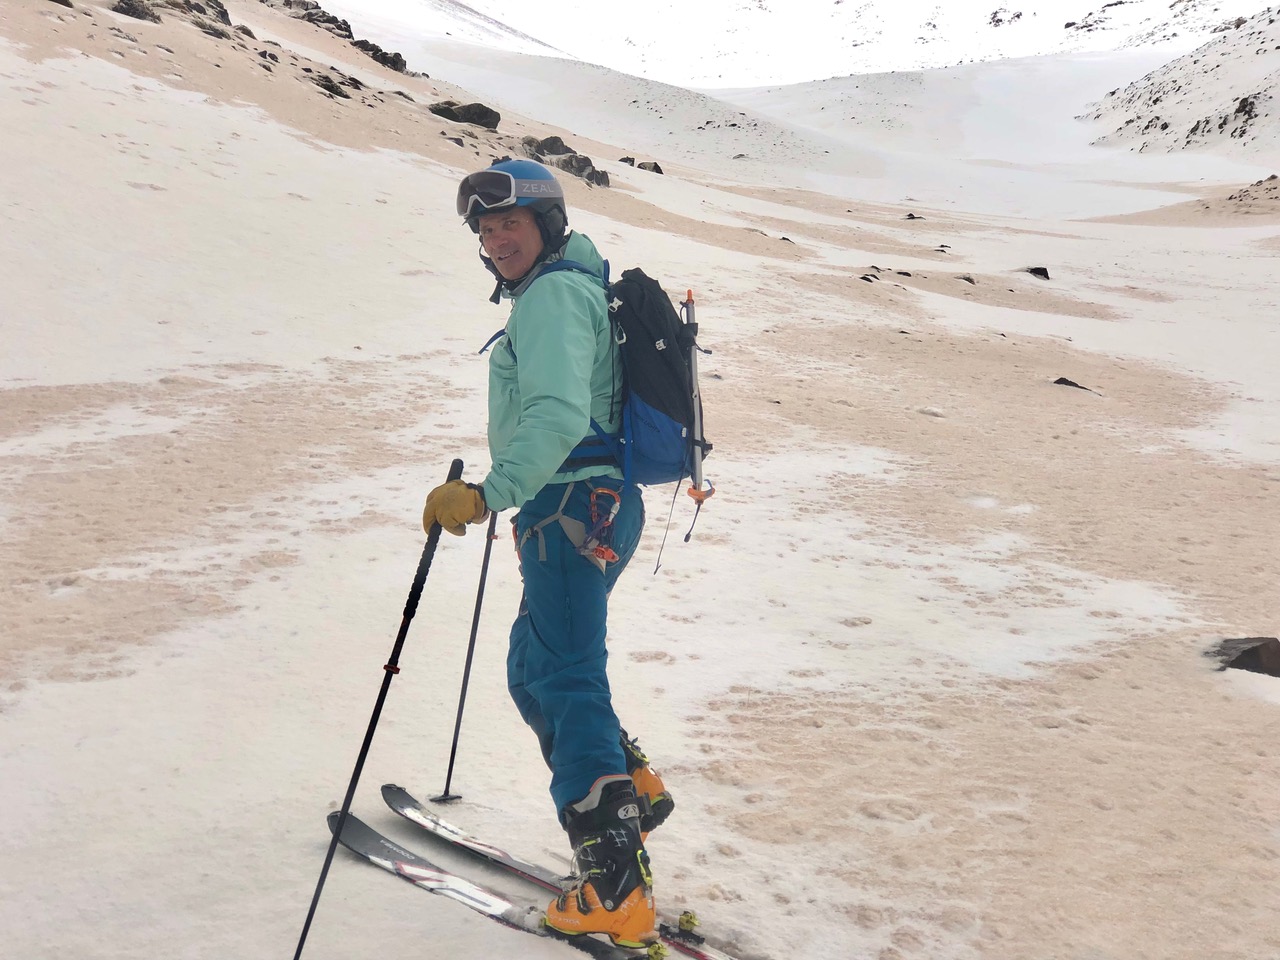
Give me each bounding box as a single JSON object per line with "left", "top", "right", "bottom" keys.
{"left": 620, "top": 730, "right": 674, "bottom": 841}
{"left": 544, "top": 775, "right": 658, "bottom": 949}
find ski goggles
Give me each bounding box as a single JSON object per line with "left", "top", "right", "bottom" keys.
{"left": 456, "top": 170, "right": 562, "bottom": 218}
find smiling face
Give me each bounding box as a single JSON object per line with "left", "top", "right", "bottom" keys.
{"left": 477, "top": 206, "right": 545, "bottom": 281}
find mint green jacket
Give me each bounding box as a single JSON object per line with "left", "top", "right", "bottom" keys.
{"left": 480, "top": 232, "right": 623, "bottom": 512}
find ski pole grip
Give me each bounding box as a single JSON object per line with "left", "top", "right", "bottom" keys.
{"left": 404, "top": 458, "right": 465, "bottom": 620}
{"left": 424, "top": 457, "right": 465, "bottom": 541}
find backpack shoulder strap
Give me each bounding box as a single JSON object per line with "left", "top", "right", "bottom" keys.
{"left": 536, "top": 258, "right": 611, "bottom": 288}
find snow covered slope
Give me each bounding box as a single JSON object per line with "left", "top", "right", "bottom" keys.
{"left": 1084, "top": 5, "right": 1280, "bottom": 153}
{"left": 320, "top": 0, "right": 1271, "bottom": 85}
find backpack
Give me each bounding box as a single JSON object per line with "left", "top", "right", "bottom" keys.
{"left": 541, "top": 260, "right": 712, "bottom": 492}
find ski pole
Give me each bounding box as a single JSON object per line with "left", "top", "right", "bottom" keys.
{"left": 432, "top": 507, "right": 500, "bottom": 802}
{"left": 293, "top": 457, "right": 463, "bottom": 960}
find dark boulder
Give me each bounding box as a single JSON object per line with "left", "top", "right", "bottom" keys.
{"left": 1026, "top": 266, "right": 1051, "bottom": 280}
{"left": 1206, "top": 637, "right": 1280, "bottom": 677}
{"left": 637, "top": 161, "right": 663, "bottom": 174}
{"left": 536, "top": 136, "right": 573, "bottom": 155}
{"left": 548, "top": 152, "right": 596, "bottom": 179}
{"left": 1053, "top": 377, "right": 1097, "bottom": 393}
{"left": 429, "top": 100, "right": 500, "bottom": 130}
{"left": 619, "top": 156, "right": 636, "bottom": 166}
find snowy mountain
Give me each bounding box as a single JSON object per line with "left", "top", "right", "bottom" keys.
{"left": 1084, "top": 5, "right": 1280, "bottom": 152}
{"left": 319, "top": 0, "right": 1272, "bottom": 85}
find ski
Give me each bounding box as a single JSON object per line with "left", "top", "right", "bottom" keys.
{"left": 326, "top": 810, "right": 663, "bottom": 959}
{"left": 381, "top": 784, "right": 743, "bottom": 960}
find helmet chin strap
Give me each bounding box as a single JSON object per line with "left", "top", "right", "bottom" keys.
{"left": 479, "top": 215, "right": 569, "bottom": 304}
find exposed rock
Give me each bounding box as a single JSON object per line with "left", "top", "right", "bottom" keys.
{"left": 193, "top": 17, "right": 231, "bottom": 39}
{"left": 297, "top": 6, "right": 351, "bottom": 37}
{"left": 1053, "top": 377, "right": 1097, "bottom": 393}
{"left": 637, "top": 161, "right": 663, "bottom": 174}
{"left": 255, "top": 0, "right": 413, "bottom": 73}
{"left": 957, "top": 274, "right": 977, "bottom": 284}
{"left": 1084, "top": 7, "right": 1280, "bottom": 154}
{"left": 517, "top": 137, "right": 609, "bottom": 187}
{"left": 429, "top": 100, "right": 500, "bottom": 130}
{"left": 904, "top": 212, "right": 925, "bottom": 220}
{"left": 352, "top": 38, "right": 407, "bottom": 73}
{"left": 546, "top": 151, "right": 600, "bottom": 181}
{"left": 311, "top": 73, "right": 351, "bottom": 99}
{"left": 259, "top": 0, "right": 353, "bottom": 38}
{"left": 234, "top": 23, "right": 255, "bottom": 38}
{"left": 197, "top": 0, "right": 230, "bottom": 25}
{"left": 1026, "top": 266, "right": 1051, "bottom": 280}
{"left": 535, "top": 136, "right": 573, "bottom": 155}
{"left": 1206, "top": 637, "right": 1280, "bottom": 676}
{"left": 619, "top": 156, "right": 636, "bottom": 166}
{"left": 48, "top": 0, "right": 75, "bottom": 8}
{"left": 112, "top": 0, "right": 161, "bottom": 23}
{"left": 1226, "top": 173, "right": 1280, "bottom": 202}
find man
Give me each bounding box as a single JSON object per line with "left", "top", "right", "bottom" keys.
{"left": 421, "top": 158, "right": 673, "bottom": 948}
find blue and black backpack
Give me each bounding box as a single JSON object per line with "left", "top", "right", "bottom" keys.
{"left": 542, "top": 260, "right": 712, "bottom": 493}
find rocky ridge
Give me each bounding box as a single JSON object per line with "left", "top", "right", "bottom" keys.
{"left": 1083, "top": 5, "right": 1280, "bottom": 153}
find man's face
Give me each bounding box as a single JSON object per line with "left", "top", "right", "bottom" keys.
{"left": 477, "top": 207, "right": 545, "bottom": 281}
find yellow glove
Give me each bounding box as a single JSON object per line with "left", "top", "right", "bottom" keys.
{"left": 422, "top": 479, "right": 489, "bottom": 536}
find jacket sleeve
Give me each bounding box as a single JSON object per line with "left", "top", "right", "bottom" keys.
{"left": 481, "top": 275, "right": 602, "bottom": 511}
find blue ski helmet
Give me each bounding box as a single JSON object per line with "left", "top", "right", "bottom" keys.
{"left": 457, "top": 158, "right": 568, "bottom": 248}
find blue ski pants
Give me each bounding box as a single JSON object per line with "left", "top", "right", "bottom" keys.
{"left": 506, "top": 478, "right": 645, "bottom": 815}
